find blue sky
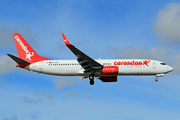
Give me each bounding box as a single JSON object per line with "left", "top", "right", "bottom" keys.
{"left": 1, "top": 0, "right": 180, "bottom": 120}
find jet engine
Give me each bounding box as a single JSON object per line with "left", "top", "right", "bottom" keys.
{"left": 102, "top": 66, "right": 118, "bottom": 74}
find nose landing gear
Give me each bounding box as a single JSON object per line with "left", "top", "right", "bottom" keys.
{"left": 155, "top": 78, "right": 159, "bottom": 82}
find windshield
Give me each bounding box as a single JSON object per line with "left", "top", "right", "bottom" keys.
{"left": 161, "top": 63, "right": 166, "bottom": 65}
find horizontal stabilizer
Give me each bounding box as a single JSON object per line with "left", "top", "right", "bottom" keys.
{"left": 7, "top": 54, "right": 30, "bottom": 65}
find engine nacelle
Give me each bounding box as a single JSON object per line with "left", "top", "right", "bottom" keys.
{"left": 102, "top": 66, "right": 118, "bottom": 74}
{"left": 99, "top": 76, "right": 117, "bottom": 82}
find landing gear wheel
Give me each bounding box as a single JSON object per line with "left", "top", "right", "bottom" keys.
{"left": 89, "top": 73, "right": 94, "bottom": 85}
{"left": 155, "top": 78, "right": 159, "bottom": 82}
{"left": 90, "top": 80, "right": 94, "bottom": 85}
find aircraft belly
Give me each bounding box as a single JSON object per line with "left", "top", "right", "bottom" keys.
{"left": 42, "top": 66, "right": 81, "bottom": 76}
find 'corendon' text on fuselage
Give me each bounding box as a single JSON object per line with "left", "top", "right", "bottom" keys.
{"left": 114, "top": 60, "right": 150, "bottom": 66}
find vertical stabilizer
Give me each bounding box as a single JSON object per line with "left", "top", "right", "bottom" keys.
{"left": 13, "top": 33, "right": 51, "bottom": 63}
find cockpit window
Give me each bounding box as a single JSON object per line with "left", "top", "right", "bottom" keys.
{"left": 161, "top": 63, "right": 166, "bottom": 65}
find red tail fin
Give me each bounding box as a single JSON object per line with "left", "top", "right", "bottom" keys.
{"left": 13, "top": 33, "right": 52, "bottom": 63}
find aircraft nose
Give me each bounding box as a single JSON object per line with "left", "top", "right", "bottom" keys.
{"left": 167, "top": 65, "right": 174, "bottom": 72}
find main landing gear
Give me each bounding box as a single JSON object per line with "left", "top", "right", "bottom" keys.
{"left": 155, "top": 78, "right": 159, "bottom": 82}
{"left": 89, "top": 72, "right": 94, "bottom": 85}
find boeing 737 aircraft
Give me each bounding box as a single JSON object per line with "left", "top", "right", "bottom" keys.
{"left": 7, "top": 33, "right": 173, "bottom": 85}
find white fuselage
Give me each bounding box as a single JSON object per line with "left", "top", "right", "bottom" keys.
{"left": 26, "top": 59, "right": 173, "bottom": 77}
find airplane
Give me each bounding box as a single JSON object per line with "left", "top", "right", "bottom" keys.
{"left": 7, "top": 33, "right": 173, "bottom": 85}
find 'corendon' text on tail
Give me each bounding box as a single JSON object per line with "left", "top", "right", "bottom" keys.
{"left": 13, "top": 33, "right": 51, "bottom": 63}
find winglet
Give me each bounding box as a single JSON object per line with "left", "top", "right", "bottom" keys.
{"left": 62, "top": 33, "right": 72, "bottom": 46}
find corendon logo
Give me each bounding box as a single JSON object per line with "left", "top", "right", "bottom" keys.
{"left": 15, "top": 36, "right": 34, "bottom": 61}
{"left": 114, "top": 60, "right": 150, "bottom": 67}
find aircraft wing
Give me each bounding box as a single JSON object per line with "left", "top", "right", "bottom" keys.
{"left": 62, "top": 33, "right": 103, "bottom": 72}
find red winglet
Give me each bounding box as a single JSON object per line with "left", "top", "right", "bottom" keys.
{"left": 62, "top": 33, "right": 72, "bottom": 46}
